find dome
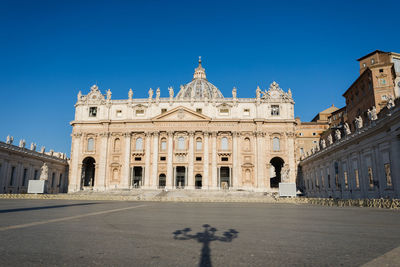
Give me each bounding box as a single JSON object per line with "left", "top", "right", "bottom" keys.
{"left": 176, "top": 57, "right": 224, "bottom": 99}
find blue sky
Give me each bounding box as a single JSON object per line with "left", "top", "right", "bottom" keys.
{"left": 0, "top": 0, "right": 399, "bottom": 156}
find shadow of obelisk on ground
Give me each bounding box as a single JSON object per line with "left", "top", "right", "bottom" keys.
{"left": 173, "top": 224, "right": 239, "bottom": 267}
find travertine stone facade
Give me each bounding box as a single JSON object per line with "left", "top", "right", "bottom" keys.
{"left": 0, "top": 139, "right": 69, "bottom": 194}
{"left": 299, "top": 104, "right": 400, "bottom": 199}
{"left": 69, "top": 59, "right": 296, "bottom": 192}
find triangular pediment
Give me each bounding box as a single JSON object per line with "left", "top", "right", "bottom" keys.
{"left": 152, "top": 106, "right": 211, "bottom": 121}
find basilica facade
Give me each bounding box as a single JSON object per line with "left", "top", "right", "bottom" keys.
{"left": 68, "top": 59, "right": 296, "bottom": 192}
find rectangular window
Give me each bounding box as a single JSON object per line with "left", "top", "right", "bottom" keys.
{"left": 196, "top": 157, "right": 202, "bottom": 161}
{"left": 135, "top": 157, "right": 142, "bottom": 161}
{"left": 219, "top": 108, "right": 229, "bottom": 115}
{"left": 116, "top": 110, "right": 122, "bottom": 117}
{"left": 89, "top": 107, "right": 97, "bottom": 117}
{"left": 136, "top": 109, "right": 144, "bottom": 116}
{"left": 368, "top": 167, "right": 374, "bottom": 189}
{"left": 161, "top": 108, "right": 167, "bottom": 113}
{"left": 355, "top": 169, "right": 360, "bottom": 188}
{"left": 160, "top": 156, "right": 166, "bottom": 161}
{"left": 22, "top": 168, "right": 28, "bottom": 187}
{"left": 34, "top": 169, "right": 38, "bottom": 180}
{"left": 59, "top": 174, "right": 62, "bottom": 187}
{"left": 243, "top": 108, "right": 250, "bottom": 116}
{"left": 221, "top": 157, "right": 229, "bottom": 161}
{"left": 196, "top": 140, "right": 202, "bottom": 151}
{"left": 196, "top": 108, "right": 202, "bottom": 114}
{"left": 271, "top": 105, "right": 279, "bottom": 116}
{"left": 344, "top": 171, "right": 348, "bottom": 189}
{"left": 300, "top": 148, "right": 304, "bottom": 155}
{"left": 384, "top": 163, "right": 392, "bottom": 187}
{"left": 10, "top": 166, "right": 16, "bottom": 186}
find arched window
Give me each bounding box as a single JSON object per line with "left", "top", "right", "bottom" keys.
{"left": 178, "top": 137, "right": 185, "bottom": 150}
{"left": 273, "top": 137, "right": 280, "bottom": 151}
{"left": 196, "top": 138, "right": 202, "bottom": 151}
{"left": 87, "top": 138, "right": 94, "bottom": 152}
{"left": 114, "top": 138, "right": 120, "bottom": 152}
{"left": 221, "top": 137, "right": 228, "bottom": 150}
{"left": 136, "top": 137, "right": 143, "bottom": 150}
{"left": 160, "top": 138, "right": 167, "bottom": 151}
{"left": 244, "top": 138, "right": 251, "bottom": 151}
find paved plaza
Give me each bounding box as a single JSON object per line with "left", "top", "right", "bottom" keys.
{"left": 0, "top": 200, "right": 399, "bottom": 266}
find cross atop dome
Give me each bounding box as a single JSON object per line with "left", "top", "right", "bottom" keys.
{"left": 193, "top": 56, "right": 207, "bottom": 80}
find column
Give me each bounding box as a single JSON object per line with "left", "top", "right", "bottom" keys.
{"left": 121, "top": 132, "right": 131, "bottom": 188}
{"left": 97, "top": 132, "right": 109, "bottom": 191}
{"left": 232, "top": 131, "right": 239, "bottom": 189}
{"left": 389, "top": 135, "right": 400, "bottom": 198}
{"left": 166, "top": 131, "right": 174, "bottom": 189}
{"left": 211, "top": 132, "right": 218, "bottom": 189}
{"left": 203, "top": 132, "right": 209, "bottom": 189}
{"left": 144, "top": 132, "right": 151, "bottom": 188}
{"left": 264, "top": 133, "right": 271, "bottom": 190}
{"left": 68, "top": 133, "right": 82, "bottom": 192}
{"left": 253, "top": 132, "right": 258, "bottom": 188}
{"left": 187, "top": 131, "right": 195, "bottom": 189}
{"left": 152, "top": 132, "right": 159, "bottom": 189}
{"left": 256, "top": 131, "right": 265, "bottom": 190}
{"left": 287, "top": 132, "right": 296, "bottom": 184}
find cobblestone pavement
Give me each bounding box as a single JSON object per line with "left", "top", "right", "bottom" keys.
{"left": 0, "top": 199, "right": 399, "bottom": 266}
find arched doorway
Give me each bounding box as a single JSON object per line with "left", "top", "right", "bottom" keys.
{"left": 195, "top": 174, "right": 202, "bottom": 189}
{"left": 159, "top": 174, "right": 166, "bottom": 188}
{"left": 270, "top": 157, "right": 284, "bottom": 188}
{"left": 81, "top": 157, "right": 95, "bottom": 187}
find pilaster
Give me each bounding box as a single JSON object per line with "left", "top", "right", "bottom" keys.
{"left": 187, "top": 131, "right": 195, "bottom": 189}
{"left": 97, "top": 132, "right": 109, "bottom": 191}
{"left": 211, "top": 131, "right": 218, "bottom": 189}
{"left": 121, "top": 132, "right": 131, "bottom": 188}
{"left": 166, "top": 131, "right": 174, "bottom": 189}
{"left": 144, "top": 131, "right": 152, "bottom": 188}
{"left": 152, "top": 132, "right": 159, "bottom": 189}
{"left": 203, "top": 131, "right": 209, "bottom": 189}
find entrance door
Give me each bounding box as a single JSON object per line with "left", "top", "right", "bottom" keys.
{"left": 176, "top": 166, "right": 186, "bottom": 189}
{"left": 132, "top": 167, "right": 143, "bottom": 188}
{"left": 220, "top": 167, "right": 230, "bottom": 189}
{"left": 159, "top": 174, "right": 166, "bottom": 188}
{"left": 195, "top": 174, "right": 202, "bottom": 189}
{"left": 270, "top": 157, "right": 284, "bottom": 188}
{"left": 81, "top": 157, "right": 95, "bottom": 188}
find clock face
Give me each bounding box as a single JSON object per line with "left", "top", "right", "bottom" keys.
{"left": 271, "top": 91, "right": 279, "bottom": 99}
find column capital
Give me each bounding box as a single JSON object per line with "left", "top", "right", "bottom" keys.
{"left": 145, "top": 131, "right": 152, "bottom": 137}
{"left": 211, "top": 131, "right": 218, "bottom": 137}
{"left": 232, "top": 131, "right": 241, "bottom": 137}
{"left": 167, "top": 131, "right": 174, "bottom": 137}
{"left": 188, "top": 131, "right": 195, "bottom": 137}
{"left": 254, "top": 131, "right": 264, "bottom": 137}
{"left": 286, "top": 132, "right": 295, "bottom": 138}
{"left": 72, "top": 132, "right": 83, "bottom": 138}
{"left": 99, "top": 132, "right": 110, "bottom": 137}
{"left": 152, "top": 131, "right": 159, "bottom": 137}
{"left": 203, "top": 131, "right": 209, "bottom": 137}
{"left": 123, "top": 132, "right": 132, "bottom": 137}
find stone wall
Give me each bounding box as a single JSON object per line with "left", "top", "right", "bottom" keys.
{"left": 298, "top": 103, "right": 400, "bottom": 199}
{"left": 0, "top": 138, "right": 69, "bottom": 194}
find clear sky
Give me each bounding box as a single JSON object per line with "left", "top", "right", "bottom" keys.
{"left": 0, "top": 0, "right": 399, "bottom": 156}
